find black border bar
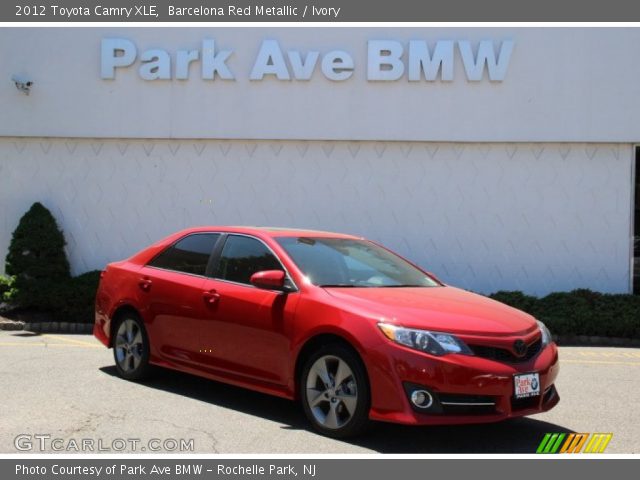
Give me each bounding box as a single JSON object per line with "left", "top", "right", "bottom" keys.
{"left": 4, "top": 1, "right": 640, "bottom": 22}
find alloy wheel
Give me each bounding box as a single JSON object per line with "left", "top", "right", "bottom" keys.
{"left": 305, "top": 355, "right": 358, "bottom": 430}
{"left": 114, "top": 318, "right": 144, "bottom": 373}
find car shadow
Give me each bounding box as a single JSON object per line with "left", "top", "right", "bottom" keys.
{"left": 99, "top": 365, "right": 572, "bottom": 453}
{"left": 342, "top": 417, "right": 573, "bottom": 453}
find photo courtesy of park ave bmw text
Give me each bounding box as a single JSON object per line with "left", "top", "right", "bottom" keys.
{"left": 1, "top": 24, "right": 640, "bottom": 457}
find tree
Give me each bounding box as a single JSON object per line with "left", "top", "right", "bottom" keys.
{"left": 5, "top": 202, "right": 70, "bottom": 308}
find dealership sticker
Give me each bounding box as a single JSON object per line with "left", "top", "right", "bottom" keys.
{"left": 514, "top": 372, "right": 540, "bottom": 398}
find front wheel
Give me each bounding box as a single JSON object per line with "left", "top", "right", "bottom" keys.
{"left": 113, "top": 314, "right": 151, "bottom": 381}
{"left": 300, "top": 344, "right": 370, "bottom": 438}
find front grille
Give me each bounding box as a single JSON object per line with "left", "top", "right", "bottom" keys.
{"left": 438, "top": 393, "right": 497, "bottom": 415}
{"left": 511, "top": 395, "right": 540, "bottom": 411}
{"left": 469, "top": 338, "right": 542, "bottom": 364}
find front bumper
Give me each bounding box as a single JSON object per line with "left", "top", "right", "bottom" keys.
{"left": 367, "top": 341, "right": 560, "bottom": 425}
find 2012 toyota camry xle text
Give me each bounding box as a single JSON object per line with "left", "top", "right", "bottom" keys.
{"left": 94, "top": 226, "right": 559, "bottom": 438}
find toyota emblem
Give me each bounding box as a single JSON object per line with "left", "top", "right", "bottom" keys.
{"left": 513, "top": 339, "right": 527, "bottom": 357}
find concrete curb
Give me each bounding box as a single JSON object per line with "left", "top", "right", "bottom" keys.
{"left": 0, "top": 320, "right": 92, "bottom": 334}
{"left": 26, "top": 322, "right": 94, "bottom": 334}
{"left": 0, "top": 319, "right": 25, "bottom": 331}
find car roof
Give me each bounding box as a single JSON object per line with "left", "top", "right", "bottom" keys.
{"left": 180, "top": 226, "right": 362, "bottom": 239}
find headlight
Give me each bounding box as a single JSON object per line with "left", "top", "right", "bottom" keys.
{"left": 537, "top": 320, "right": 552, "bottom": 346}
{"left": 378, "top": 323, "right": 473, "bottom": 356}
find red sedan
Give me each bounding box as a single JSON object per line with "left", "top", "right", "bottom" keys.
{"left": 94, "top": 226, "right": 559, "bottom": 438}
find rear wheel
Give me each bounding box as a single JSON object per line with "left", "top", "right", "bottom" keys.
{"left": 300, "top": 344, "right": 370, "bottom": 438}
{"left": 113, "top": 314, "right": 151, "bottom": 381}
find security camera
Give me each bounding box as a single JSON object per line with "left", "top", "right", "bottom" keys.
{"left": 12, "top": 75, "right": 33, "bottom": 95}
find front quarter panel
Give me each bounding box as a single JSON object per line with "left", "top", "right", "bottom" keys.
{"left": 289, "top": 290, "right": 397, "bottom": 406}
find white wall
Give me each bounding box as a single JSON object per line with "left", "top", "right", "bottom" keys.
{"left": 0, "top": 138, "right": 632, "bottom": 296}
{"left": 2, "top": 28, "right": 640, "bottom": 142}
{"left": 0, "top": 27, "right": 635, "bottom": 294}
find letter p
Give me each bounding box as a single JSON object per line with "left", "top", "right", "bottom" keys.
{"left": 101, "top": 38, "right": 136, "bottom": 79}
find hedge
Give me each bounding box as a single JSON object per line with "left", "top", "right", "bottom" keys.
{"left": 2, "top": 204, "right": 639, "bottom": 332}
{"left": 46, "top": 270, "right": 102, "bottom": 323}
{"left": 5, "top": 202, "right": 71, "bottom": 309}
{"left": 489, "top": 289, "right": 640, "bottom": 339}
{"left": 1, "top": 270, "right": 101, "bottom": 323}
{"left": 2, "top": 202, "right": 100, "bottom": 323}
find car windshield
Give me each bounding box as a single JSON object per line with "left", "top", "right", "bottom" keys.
{"left": 276, "top": 237, "right": 439, "bottom": 288}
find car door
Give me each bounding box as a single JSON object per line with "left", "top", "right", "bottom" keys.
{"left": 198, "top": 234, "right": 299, "bottom": 385}
{"left": 139, "top": 232, "right": 221, "bottom": 367}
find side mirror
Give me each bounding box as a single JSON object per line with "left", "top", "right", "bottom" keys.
{"left": 250, "top": 270, "right": 286, "bottom": 291}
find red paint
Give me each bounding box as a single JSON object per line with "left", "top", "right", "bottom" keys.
{"left": 250, "top": 270, "right": 286, "bottom": 290}
{"left": 94, "top": 226, "right": 559, "bottom": 425}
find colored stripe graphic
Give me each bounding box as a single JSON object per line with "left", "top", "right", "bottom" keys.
{"left": 597, "top": 434, "right": 613, "bottom": 453}
{"left": 562, "top": 433, "right": 589, "bottom": 453}
{"left": 537, "top": 433, "right": 612, "bottom": 453}
{"left": 536, "top": 433, "right": 551, "bottom": 453}
{"left": 549, "top": 433, "right": 566, "bottom": 453}
{"left": 537, "top": 433, "right": 565, "bottom": 453}
{"left": 559, "top": 433, "right": 575, "bottom": 453}
{"left": 572, "top": 433, "right": 589, "bottom": 453}
{"left": 584, "top": 433, "right": 613, "bottom": 453}
{"left": 536, "top": 433, "right": 552, "bottom": 453}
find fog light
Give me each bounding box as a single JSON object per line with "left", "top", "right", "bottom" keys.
{"left": 410, "top": 389, "right": 433, "bottom": 409}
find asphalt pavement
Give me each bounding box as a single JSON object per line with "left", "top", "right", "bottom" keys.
{"left": 0, "top": 331, "right": 637, "bottom": 454}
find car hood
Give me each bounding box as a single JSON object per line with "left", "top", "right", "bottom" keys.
{"left": 323, "top": 286, "right": 537, "bottom": 336}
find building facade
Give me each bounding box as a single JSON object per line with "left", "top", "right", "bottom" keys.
{"left": 0, "top": 27, "right": 637, "bottom": 296}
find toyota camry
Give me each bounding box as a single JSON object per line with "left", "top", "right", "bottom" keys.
{"left": 94, "top": 226, "right": 559, "bottom": 438}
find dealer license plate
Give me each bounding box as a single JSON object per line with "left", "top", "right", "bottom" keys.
{"left": 514, "top": 373, "right": 540, "bottom": 399}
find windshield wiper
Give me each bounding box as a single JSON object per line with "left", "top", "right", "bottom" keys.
{"left": 318, "top": 284, "right": 359, "bottom": 288}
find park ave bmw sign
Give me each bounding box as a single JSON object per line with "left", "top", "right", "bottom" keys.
{"left": 100, "top": 38, "right": 514, "bottom": 82}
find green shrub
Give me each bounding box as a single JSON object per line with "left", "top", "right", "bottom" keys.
{"left": 48, "top": 270, "right": 101, "bottom": 323}
{"left": 489, "top": 290, "right": 537, "bottom": 313}
{"left": 3, "top": 203, "right": 99, "bottom": 323}
{"left": 5, "top": 202, "right": 70, "bottom": 308}
{"left": 0, "top": 274, "right": 17, "bottom": 303}
{"left": 488, "top": 289, "right": 640, "bottom": 339}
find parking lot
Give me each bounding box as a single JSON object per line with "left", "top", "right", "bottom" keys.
{"left": 0, "top": 330, "right": 638, "bottom": 454}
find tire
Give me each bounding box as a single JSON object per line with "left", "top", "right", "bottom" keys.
{"left": 112, "top": 313, "right": 152, "bottom": 381}
{"left": 300, "top": 344, "right": 370, "bottom": 438}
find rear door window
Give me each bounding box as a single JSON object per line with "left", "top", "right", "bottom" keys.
{"left": 148, "top": 233, "right": 220, "bottom": 275}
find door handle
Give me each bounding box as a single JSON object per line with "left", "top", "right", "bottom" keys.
{"left": 138, "top": 277, "right": 153, "bottom": 291}
{"left": 202, "top": 290, "right": 221, "bottom": 305}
